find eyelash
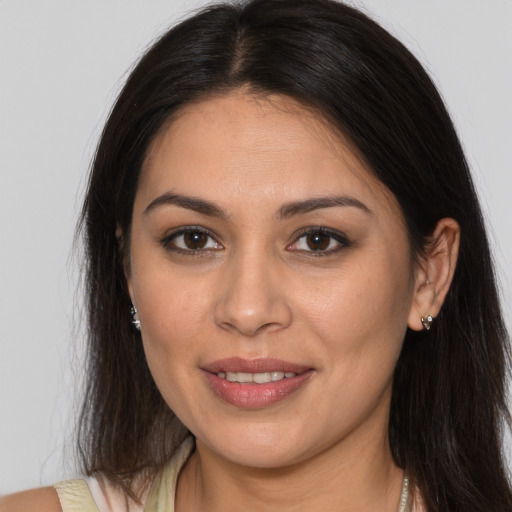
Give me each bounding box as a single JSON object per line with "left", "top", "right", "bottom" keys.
{"left": 160, "top": 226, "right": 350, "bottom": 256}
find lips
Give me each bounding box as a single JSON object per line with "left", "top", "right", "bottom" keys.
{"left": 202, "top": 357, "right": 314, "bottom": 409}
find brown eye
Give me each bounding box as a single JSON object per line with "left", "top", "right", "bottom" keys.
{"left": 306, "top": 232, "right": 331, "bottom": 251}
{"left": 164, "top": 228, "right": 222, "bottom": 252}
{"left": 288, "top": 228, "right": 349, "bottom": 255}
{"left": 184, "top": 231, "right": 208, "bottom": 249}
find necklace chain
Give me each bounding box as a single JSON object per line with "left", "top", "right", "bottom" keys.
{"left": 398, "top": 475, "right": 409, "bottom": 512}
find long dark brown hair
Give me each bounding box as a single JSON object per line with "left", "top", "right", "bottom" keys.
{"left": 78, "top": 1, "right": 512, "bottom": 509}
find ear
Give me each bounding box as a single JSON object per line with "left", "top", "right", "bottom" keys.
{"left": 116, "top": 224, "right": 135, "bottom": 303}
{"left": 407, "top": 218, "right": 460, "bottom": 331}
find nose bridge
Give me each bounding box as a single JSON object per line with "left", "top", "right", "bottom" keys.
{"left": 213, "top": 241, "right": 292, "bottom": 336}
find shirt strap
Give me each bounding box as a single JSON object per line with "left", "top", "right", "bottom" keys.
{"left": 54, "top": 479, "right": 100, "bottom": 512}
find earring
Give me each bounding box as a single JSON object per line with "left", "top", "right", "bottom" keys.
{"left": 421, "top": 314, "right": 433, "bottom": 331}
{"left": 131, "top": 305, "right": 141, "bottom": 331}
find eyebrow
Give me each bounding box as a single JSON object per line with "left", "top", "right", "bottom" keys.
{"left": 143, "top": 192, "right": 372, "bottom": 220}
{"left": 277, "top": 196, "right": 373, "bottom": 218}
{"left": 144, "top": 192, "right": 228, "bottom": 219}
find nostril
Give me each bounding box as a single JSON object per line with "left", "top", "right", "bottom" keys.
{"left": 218, "top": 320, "right": 279, "bottom": 337}
{"left": 214, "top": 301, "right": 293, "bottom": 337}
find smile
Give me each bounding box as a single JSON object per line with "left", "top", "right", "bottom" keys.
{"left": 202, "top": 358, "right": 314, "bottom": 408}
{"left": 217, "top": 371, "right": 297, "bottom": 383}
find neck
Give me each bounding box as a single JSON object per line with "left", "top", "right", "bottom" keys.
{"left": 176, "top": 422, "right": 404, "bottom": 512}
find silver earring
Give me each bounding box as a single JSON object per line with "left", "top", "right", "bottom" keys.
{"left": 421, "top": 314, "right": 433, "bottom": 330}
{"left": 131, "top": 305, "right": 141, "bottom": 331}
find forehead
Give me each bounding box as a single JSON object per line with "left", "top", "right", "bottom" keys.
{"left": 138, "top": 91, "right": 401, "bottom": 219}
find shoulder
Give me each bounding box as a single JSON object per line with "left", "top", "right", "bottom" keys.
{"left": 0, "top": 486, "right": 62, "bottom": 512}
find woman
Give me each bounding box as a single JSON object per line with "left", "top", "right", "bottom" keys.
{"left": 2, "top": 0, "right": 511, "bottom": 510}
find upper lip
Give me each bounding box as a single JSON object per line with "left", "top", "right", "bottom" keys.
{"left": 202, "top": 357, "right": 312, "bottom": 374}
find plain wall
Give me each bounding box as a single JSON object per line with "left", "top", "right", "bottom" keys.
{"left": 1, "top": 0, "right": 511, "bottom": 493}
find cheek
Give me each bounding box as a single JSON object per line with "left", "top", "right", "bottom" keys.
{"left": 140, "top": 285, "right": 208, "bottom": 352}
{"left": 298, "top": 247, "right": 414, "bottom": 364}
{"left": 130, "top": 254, "right": 214, "bottom": 375}
{"left": 290, "top": 254, "right": 413, "bottom": 438}
{"left": 136, "top": 277, "right": 212, "bottom": 420}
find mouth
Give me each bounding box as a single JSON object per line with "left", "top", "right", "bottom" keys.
{"left": 216, "top": 370, "right": 298, "bottom": 384}
{"left": 202, "top": 357, "right": 314, "bottom": 409}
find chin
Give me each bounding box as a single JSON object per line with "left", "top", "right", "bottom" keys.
{"left": 223, "top": 444, "right": 303, "bottom": 469}
{"left": 198, "top": 424, "right": 315, "bottom": 469}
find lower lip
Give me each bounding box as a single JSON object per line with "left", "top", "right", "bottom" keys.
{"left": 202, "top": 370, "right": 314, "bottom": 409}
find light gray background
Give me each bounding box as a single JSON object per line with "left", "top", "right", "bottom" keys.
{"left": 1, "top": 0, "right": 511, "bottom": 494}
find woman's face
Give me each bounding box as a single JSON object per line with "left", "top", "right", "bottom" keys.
{"left": 128, "top": 92, "right": 420, "bottom": 468}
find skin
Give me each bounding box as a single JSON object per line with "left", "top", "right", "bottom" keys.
{"left": 127, "top": 91, "right": 459, "bottom": 511}
{"left": 0, "top": 487, "right": 61, "bottom": 511}
{"left": 2, "top": 91, "right": 458, "bottom": 511}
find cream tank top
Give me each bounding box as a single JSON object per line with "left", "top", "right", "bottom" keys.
{"left": 53, "top": 437, "right": 194, "bottom": 512}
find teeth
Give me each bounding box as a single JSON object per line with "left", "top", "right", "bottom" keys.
{"left": 253, "top": 372, "right": 272, "bottom": 383}
{"left": 217, "top": 371, "right": 297, "bottom": 383}
{"left": 236, "top": 372, "right": 253, "bottom": 383}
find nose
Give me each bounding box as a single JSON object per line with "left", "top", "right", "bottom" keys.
{"left": 213, "top": 248, "right": 293, "bottom": 337}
